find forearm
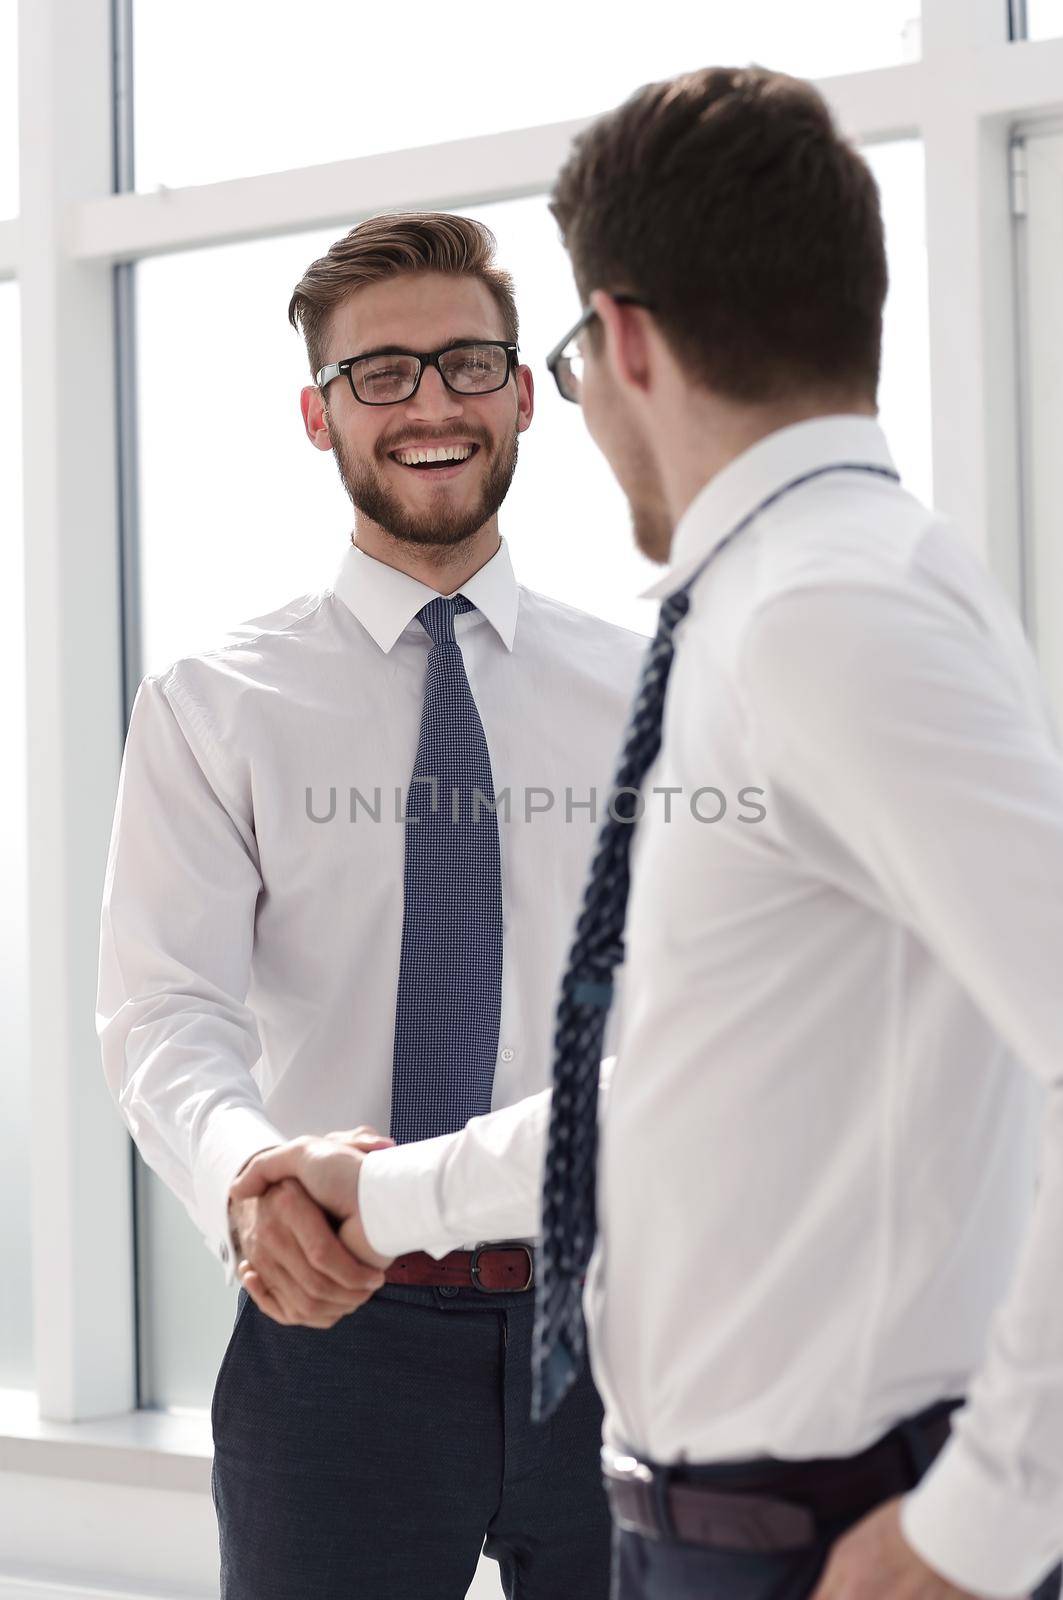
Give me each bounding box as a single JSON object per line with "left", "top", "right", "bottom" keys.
{"left": 102, "top": 1007, "right": 286, "bottom": 1284}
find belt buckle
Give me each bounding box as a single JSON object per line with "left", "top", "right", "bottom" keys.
{"left": 601, "top": 1446, "right": 663, "bottom": 1538}
{"left": 470, "top": 1241, "right": 534, "bottom": 1293}
{"left": 601, "top": 1446, "right": 655, "bottom": 1488}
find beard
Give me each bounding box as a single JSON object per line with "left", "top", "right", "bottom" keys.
{"left": 328, "top": 416, "right": 520, "bottom": 551}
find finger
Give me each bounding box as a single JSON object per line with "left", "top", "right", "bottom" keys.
{"left": 279, "top": 1190, "right": 388, "bottom": 1296}
{"left": 806, "top": 1563, "right": 837, "bottom": 1600}
{"left": 255, "top": 1184, "right": 385, "bottom": 1304}
{"left": 239, "top": 1242, "right": 311, "bottom": 1323}
{"left": 229, "top": 1144, "right": 305, "bottom": 1200}
{"left": 240, "top": 1267, "right": 336, "bottom": 1331}
{"left": 237, "top": 1262, "right": 294, "bottom": 1325}
{"left": 240, "top": 1266, "right": 350, "bottom": 1329}
{"left": 249, "top": 1242, "right": 353, "bottom": 1324}
{"left": 243, "top": 1249, "right": 380, "bottom": 1328}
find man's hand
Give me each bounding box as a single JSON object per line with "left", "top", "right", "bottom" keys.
{"left": 809, "top": 1496, "right": 1001, "bottom": 1600}
{"left": 228, "top": 1126, "right": 396, "bottom": 1327}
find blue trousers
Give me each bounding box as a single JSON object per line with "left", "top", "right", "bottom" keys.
{"left": 611, "top": 1406, "right": 1063, "bottom": 1600}
{"left": 211, "top": 1279, "right": 612, "bottom": 1598}
{"left": 613, "top": 1513, "right": 1063, "bottom": 1600}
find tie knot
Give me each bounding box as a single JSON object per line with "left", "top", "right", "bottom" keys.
{"left": 660, "top": 588, "right": 691, "bottom": 633}
{"left": 417, "top": 593, "right": 476, "bottom": 646}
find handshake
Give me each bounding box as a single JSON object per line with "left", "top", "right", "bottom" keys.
{"left": 227, "top": 1126, "right": 398, "bottom": 1329}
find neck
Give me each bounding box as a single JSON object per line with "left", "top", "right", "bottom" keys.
{"left": 662, "top": 392, "right": 879, "bottom": 529}
{"left": 352, "top": 523, "right": 502, "bottom": 594}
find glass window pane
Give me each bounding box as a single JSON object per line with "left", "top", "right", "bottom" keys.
{"left": 865, "top": 140, "right": 932, "bottom": 506}
{"left": 0, "top": 281, "right": 32, "bottom": 1391}
{"left": 0, "top": 0, "right": 17, "bottom": 218}
{"left": 1025, "top": 0, "right": 1063, "bottom": 39}
{"left": 133, "top": 0, "right": 921, "bottom": 193}
{"left": 134, "top": 136, "right": 930, "bottom": 1410}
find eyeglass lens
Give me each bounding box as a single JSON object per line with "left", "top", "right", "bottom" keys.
{"left": 558, "top": 345, "right": 584, "bottom": 402}
{"left": 350, "top": 343, "right": 509, "bottom": 403}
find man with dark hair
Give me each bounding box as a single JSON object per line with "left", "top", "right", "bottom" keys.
{"left": 236, "top": 63, "right": 1063, "bottom": 1600}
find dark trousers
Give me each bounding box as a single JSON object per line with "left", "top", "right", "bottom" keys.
{"left": 611, "top": 1404, "right": 1063, "bottom": 1600}
{"left": 211, "top": 1280, "right": 612, "bottom": 1599}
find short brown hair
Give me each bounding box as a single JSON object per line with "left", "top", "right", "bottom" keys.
{"left": 548, "top": 65, "right": 888, "bottom": 404}
{"left": 288, "top": 211, "right": 520, "bottom": 391}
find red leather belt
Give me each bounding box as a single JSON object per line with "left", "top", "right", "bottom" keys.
{"left": 384, "top": 1242, "right": 537, "bottom": 1293}
{"left": 603, "top": 1400, "right": 962, "bottom": 1553}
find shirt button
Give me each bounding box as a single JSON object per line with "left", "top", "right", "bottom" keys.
{"left": 220, "top": 1241, "right": 229, "bottom": 1262}
{"left": 500, "top": 1048, "right": 515, "bottom": 1062}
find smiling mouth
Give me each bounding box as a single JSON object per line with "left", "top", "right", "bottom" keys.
{"left": 387, "top": 444, "right": 482, "bottom": 478}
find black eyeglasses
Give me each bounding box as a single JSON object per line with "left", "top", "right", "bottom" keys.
{"left": 545, "top": 294, "right": 657, "bottom": 404}
{"left": 316, "top": 340, "right": 519, "bottom": 405}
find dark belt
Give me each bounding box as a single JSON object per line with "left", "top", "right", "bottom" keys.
{"left": 602, "top": 1397, "right": 965, "bottom": 1553}
{"left": 383, "top": 1242, "right": 536, "bottom": 1292}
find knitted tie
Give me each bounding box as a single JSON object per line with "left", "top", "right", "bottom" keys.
{"left": 530, "top": 460, "right": 902, "bottom": 1423}
{"left": 530, "top": 584, "right": 690, "bottom": 1420}
{"left": 389, "top": 593, "right": 504, "bottom": 1144}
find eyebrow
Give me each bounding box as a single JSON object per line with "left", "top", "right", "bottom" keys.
{"left": 350, "top": 335, "right": 497, "bottom": 360}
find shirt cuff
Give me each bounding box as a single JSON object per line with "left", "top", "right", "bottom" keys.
{"left": 900, "top": 1435, "right": 1063, "bottom": 1598}
{"left": 357, "top": 1132, "right": 467, "bottom": 1261}
{"left": 192, "top": 1104, "right": 288, "bottom": 1286}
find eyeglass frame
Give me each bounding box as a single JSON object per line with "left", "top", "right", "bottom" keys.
{"left": 545, "top": 293, "right": 658, "bottom": 404}
{"left": 315, "top": 340, "right": 520, "bottom": 404}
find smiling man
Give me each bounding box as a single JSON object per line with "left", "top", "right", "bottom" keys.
{"left": 96, "top": 212, "right": 647, "bottom": 1599}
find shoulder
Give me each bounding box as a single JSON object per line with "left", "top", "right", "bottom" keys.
{"left": 515, "top": 583, "right": 650, "bottom": 669}
{"left": 151, "top": 587, "right": 331, "bottom": 709}
{"left": 737, "top": 492, "right": 1007, "bottom": 689}
{"left": 734, "top": 554, "right": 1030, "bottom": 776}
{"left": 750, "top": 481, "right": 944, "bottom": 600}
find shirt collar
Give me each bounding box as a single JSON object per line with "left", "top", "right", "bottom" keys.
{"left": 639, "top": 414, "right": 899, "bottom": 601}
{"left": 331, "top": 534, "right": 519, "bottom": 654}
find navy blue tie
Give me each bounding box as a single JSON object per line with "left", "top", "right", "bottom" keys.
{"left": 530, "top": 585, "right": 690, "bottom": 1421}
{"left": 530, "top": 461, "right": 903, "bottom": 1423}
{"left": 389, "top": 593, "right": 504, "bottom": 1145}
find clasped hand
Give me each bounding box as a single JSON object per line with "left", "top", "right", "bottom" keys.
{"left": 227, "top": 1126, "right": 397, "bottom": 1328}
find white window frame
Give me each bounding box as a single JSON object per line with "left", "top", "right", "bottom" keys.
{"left": 3, "top": 0, "right": 1061, "bottom": 1473}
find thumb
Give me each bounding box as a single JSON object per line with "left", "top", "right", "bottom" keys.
{"left": 324, "top": 1128, "right": 396, "bottom": 1150}
{"left": 228, "top": 1145, "right": 301, "bottom": 1200}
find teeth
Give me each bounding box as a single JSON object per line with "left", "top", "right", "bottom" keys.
{"left": 393, "top": 444, "right": 475, "bottom": 466}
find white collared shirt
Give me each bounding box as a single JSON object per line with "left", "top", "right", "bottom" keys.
{"left": 356, "top": 417, "right": 1063, "bottom": 1598}
{"left": 96, "top": 535, "right": 647, "bottom": 1285}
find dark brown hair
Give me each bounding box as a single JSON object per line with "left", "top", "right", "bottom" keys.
{"left": 548, "top": 65, "right": 888, "bottom": 404}
{"left": 288, "top": 212, "right": 519, "bottom": 395}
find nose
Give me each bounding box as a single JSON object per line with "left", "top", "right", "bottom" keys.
{"left": 407, "top": 362, "right": 465, "bottom": 421}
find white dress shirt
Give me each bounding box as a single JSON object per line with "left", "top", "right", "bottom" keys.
{"left": 96, "top": 534, "right": 647, "bottom": 1287}
{"left": 355, "top": 416, "right": 1063, "bottom": 1598}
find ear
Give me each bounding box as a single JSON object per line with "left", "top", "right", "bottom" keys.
{"left": 588, "top": 289, "right": 652, "bottom": 396}
{"left": 301, "top": 384, "right": 333, "bottom": 449}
